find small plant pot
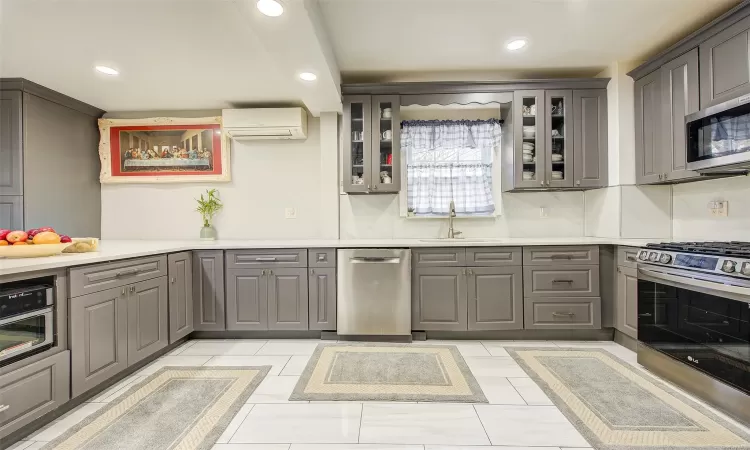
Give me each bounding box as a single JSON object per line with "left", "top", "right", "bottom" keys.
{"left": 200, "top": 225, "right": 217, "bottom": 240}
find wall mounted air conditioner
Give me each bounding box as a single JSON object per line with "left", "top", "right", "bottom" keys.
{"left": 222, "top": 107, "right": 308, "bottom": 140}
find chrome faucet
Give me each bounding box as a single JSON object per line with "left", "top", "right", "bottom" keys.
{"left": 447, "top": 200, "right": 462, "bottom": 239}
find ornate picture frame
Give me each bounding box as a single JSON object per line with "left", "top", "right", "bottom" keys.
{"left": 98, "top": 116, "right": 231, "bottom": 183}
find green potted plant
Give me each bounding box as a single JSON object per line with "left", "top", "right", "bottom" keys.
{"left": 196, "top": 189, "right": 223, "bottom": 240}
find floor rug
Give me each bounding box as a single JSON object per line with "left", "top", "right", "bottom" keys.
{"left": 42, "top": 366, "right": 270, "bottom": 450}
{"left": 289, "top": 343, "right": 487, "bottom": 403}
{"left": 507, "top": 348, "right": 750, "bottom": 449}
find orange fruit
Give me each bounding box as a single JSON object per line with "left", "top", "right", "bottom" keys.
{"left": 0, "top": 240, "right": 8, "bottom": 246}
{"left": 33, "top": 231, "right": 61, "bottom": 245}
{"left": 13, "top": 241, "right": 28, "bottom": 245}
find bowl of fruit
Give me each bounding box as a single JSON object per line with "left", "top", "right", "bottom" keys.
{"left": 0, "top": 228, "right": 74, "bottom": 258}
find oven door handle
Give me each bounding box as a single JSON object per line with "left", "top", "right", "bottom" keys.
{"left": 0, "top": 307, "right": 54, "bottom": 326}
{"left": 638, "top": 268, "right": 750, "bottom": 303}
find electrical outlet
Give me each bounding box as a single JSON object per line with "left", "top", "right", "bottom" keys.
{"left": 285, "top": 208, "right": 297, "bottom": 219}
{"left": 539, "top": 207, "right": 549, "bottom": 218}
{"left": 708, "top": 201, "right": 728, "bottom": 217}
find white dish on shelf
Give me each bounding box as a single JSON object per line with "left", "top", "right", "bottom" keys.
{"left": 522, "top": 142, "right": 535, "bottom": 151}
{"left": 551, "top": 154, "right": 564, "bottom": 162}
{"left": 551, "top": 171, "right": 564, "bottom": 180}
{"left": 522, "top": 155, "right": 535, "bottom": 163}
{"left": 522, "top": 171, "right": 535, "bottom": 180}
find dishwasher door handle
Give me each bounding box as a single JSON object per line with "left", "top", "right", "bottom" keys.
{"left": 350, "top": 257, "right": 401, "bottom": 264}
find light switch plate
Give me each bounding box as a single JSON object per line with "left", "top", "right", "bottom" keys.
{"left": 708, "top": 201, "right": 728, "bottom": 217}
{"left": 285, "top": 207, "right": 297, "bottom": 219}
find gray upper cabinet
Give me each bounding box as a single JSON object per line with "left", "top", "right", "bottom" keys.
{"left": 513, "top": 90, "right": 546, "bottom": 189}
{"left": 700, "top": 15, "right": 750, "bottom": 109}
{"left": 545, "top": 90, "right": 573, "bottom": 188}
{"left": 168, "top": 252, "right": 193, "bottom": 343}
{"left": 70, "top": 286, "right": 128, "bottom": 397}
{"left": 616, "top": 265, "right": 638, "bottom": 339}
{"left": 467, "top": 266, "right": 523, "bottom": 330}
{"left": 268, "top": 268, "right": 309, "bottom": 330}
{"left": 635, "top": 70, "right": 664, "bottom": 184}
{"left": 0, "top": 196, "right": 23, "bottom": 230}
{"left": 343, "top": 95, "right": 373, "bottom": 193}
{"left": 371, "top": 95, "right": 401, "bottom": 193}
{"left": 0, "top": 91, "right": 23, "bottom": 196}
{"left": 127, "top": 277, "right": 169, "bottom": 366}
{"left": 573, "top": 89, "right": 608, "bottom": 188}
{"left": 226, "top": 268, "right": 268, "bottom": 331}
{"left": 193, "top": 250, "right": 225, "bottom": 331}
{"left": 309, "top": 267, "right": 336, "bottom": 331}
{"left": 412, "top": 266, "right": 468, "bottom": 331}
{"left": 662, "top": 49, "right": 700, "bottom": 182}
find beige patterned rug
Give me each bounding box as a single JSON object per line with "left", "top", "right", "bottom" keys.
{"left": 507, "top": 348, "right": 750, "bottom": 450}
{"left": 42, "top": 366, "right": 270, "bottom": 450}
{"left": 289, "top": 343, "right": 487, "bottom": 403}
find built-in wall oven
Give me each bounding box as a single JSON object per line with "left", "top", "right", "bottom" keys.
{"left": 636, "top": 242, "right": 750, "bottom": 424}
{"left": 0, "top": 283, "right": 55, "bottom": 366}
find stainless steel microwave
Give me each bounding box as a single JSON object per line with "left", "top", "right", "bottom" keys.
{"left": 686, "top": 93, "right": 750, "bottom": 173}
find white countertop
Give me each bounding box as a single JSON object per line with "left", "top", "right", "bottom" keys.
{"left": 0, "top": 237, "right": 663, "bottom": 277}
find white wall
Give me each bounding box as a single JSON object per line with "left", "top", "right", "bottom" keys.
{"left": 101, "top": 115, "right": 340, "bottom": 239}
{"left": 672, "top": 175, "right": 750, "bottom": 240}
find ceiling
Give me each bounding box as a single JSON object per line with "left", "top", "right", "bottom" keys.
{"left": 0, "top": 0, "right": 742, "bottom": 113}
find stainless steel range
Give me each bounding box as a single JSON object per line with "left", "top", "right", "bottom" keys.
{"left": 636, "top": 241, "right": 750, "bottom": 424}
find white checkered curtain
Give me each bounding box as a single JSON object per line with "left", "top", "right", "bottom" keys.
{"left": 403, "top": 119, "right": 502, "bottom": 216}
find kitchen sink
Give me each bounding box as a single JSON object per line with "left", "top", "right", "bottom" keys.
{"left": 418, "top": 238, "right": 494, "bottom": 243}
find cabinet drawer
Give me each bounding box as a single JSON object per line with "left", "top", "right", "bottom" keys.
{"left": 70, "top": 255, "right": 167, "bottom": 298}
{"left": 523, "top": 265, "right": 600, "bottom": 297}
{"left": 617, "top": 246, "right": 640, "bottom": 269}
{"left": 226, "top": 249, "right": 307, "bottom": 268}
{"left": 523, "top": 246, "right": 599, "bottom": 265}
{"left": 466, "top": 247, "right": 521, "bottom": 266}
{"left": 524, "top": 297, "right": 601, "bottom": 329}
{"left": 0, "top": 351, "right": 70, "bottom": 439}
{"left": 308, "top": 248, "right": 336, "bottom": 268}
{"left": 413, "top": 248, "right": 466, "bottom": 267}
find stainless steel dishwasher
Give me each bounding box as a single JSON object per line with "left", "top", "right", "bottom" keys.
{"left": 337, "top": 249, "right": 411, "bottom": 337}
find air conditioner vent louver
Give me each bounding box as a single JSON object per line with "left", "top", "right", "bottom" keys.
{"left": 222, "top": 108, "right": 307, "bottom": 141}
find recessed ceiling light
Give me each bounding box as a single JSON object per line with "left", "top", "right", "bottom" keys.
{"left": 506, "top": 39, "right": 528, "bottom": 51}
{"left": 95, "top": 65, "right": 119, "bottom": 76}
{"left": 299, "top": 72, "right": 317, "bottom": 81}
{"left": 257, "top": 0, "right": 283, "bottom": 17}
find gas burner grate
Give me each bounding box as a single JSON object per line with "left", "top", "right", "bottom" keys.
{"left": 646, "top": 241, "right": 750, "bottom": 258}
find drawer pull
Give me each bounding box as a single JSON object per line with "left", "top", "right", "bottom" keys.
{"left": 550, "top": 254, "right": 574, "bottom": 260}
{"left": 255, "top": 257, "right": 277, "bottom": 262}
{"left": 552, "top": 312, "right": 575, "bottom": 318}
{"left": 551, "top": 279, "right": 574, "bottom": 284}
{"left": 115, "top": 269, "right": 138, "bottom": 278}
{"left": 0, "top": 404, "right": 9, "bottom": 413}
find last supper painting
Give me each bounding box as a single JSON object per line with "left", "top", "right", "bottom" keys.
{"left": 98, "top": 117, "right": 231, "bottom": 183}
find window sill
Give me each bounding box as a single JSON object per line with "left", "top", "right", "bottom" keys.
{"left": 403, "top": 213, "right": 497, "bottom": 220}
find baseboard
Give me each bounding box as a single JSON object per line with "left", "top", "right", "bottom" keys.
{"left": 190, "top": 330, "right": 323, "bottom": 339}
{"left": 613, "top": 329, "right": 638, "bottom": 351}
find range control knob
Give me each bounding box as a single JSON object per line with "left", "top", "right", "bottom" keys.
{"left": 639, "top": 251, "right": 648, "bottom": 261}
{"left": 649, "top": 252, "right": 659, "bottom": 262}
{"left": 659, "top": 253, "right": 672, "bottom": 264}
{"left": 741, "top": 262, "right": 750, "bottom": 276}
{"left": 722, "top": 260, "right": 737, "bottom": 273}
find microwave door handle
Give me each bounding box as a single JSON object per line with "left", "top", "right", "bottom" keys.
{"left": 638, "top": 268, "right": 750, "bottom": 304}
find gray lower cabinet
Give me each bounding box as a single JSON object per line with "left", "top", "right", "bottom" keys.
{"left": 193, "top": 250, "right": 225, "bottom": 331}
{"left": 635, "top": 70, "right": 663, "bottom": 184}
{"left": 309, "top": 267, "right": 336, "bottom": 331}
{"left": 573, "top": 89, "right": 608, "bottom": 188}
{"left": 467, "top": 267, "right": 523, "bottom": 331}
{"left": 700, "top": 14, "right": 750, "bottom": 108}
{"left": 268, "top": 268, "right": 308, "bottom": 330}
{"left": 524, "top": 297, "right": 602, "bottom": 329}
{"left": 412, "top": 267, "right": 467, "bottom": 331}
{"left": 0, "top": 195, "right": 23, "bottom": 230}
{"left": 0, "top": 351, "right": 70, "bottom": 439}
{"left": 127, "top": 277, "right": 169, "bottom": 366}
{"left": 662, "top": 49, "right": 700, "bottom": 182}
{"left": 616, "top": 265, "right": 638, "bottom": 339}
{"left": 226, "top": 268, "right": 268, "bottom": 331}
{"left": 70, "top": 286, "right": 128, "bottom": 397}
{"left": 168, "top": 252, "right": 193, "bottom": 343}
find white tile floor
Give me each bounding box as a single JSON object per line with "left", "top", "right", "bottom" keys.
{"left": 10, "top": 339, "right": 750, "bottom": 450}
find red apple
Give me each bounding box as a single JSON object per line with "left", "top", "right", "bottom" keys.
{"left": 0, "top": 229, "right": 9, "bottom": 240}
{"left": 59, "top": 235, "right": 72, "bottom": 243}
{"left": 37, "top": 227, "right": 55, "bottom": 233}
{"left": 26, "top": 228, "right": 40, "bottom": 238}
{"left": 6, "top": 231, "right": 28, "bottom": 243}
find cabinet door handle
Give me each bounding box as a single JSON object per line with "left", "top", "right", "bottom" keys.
{"left": 121, "top": 288, "right": 126, "bottom": 295}
{"left": 261, "top": 270, "right": 266, "bottom": 276}
{"left": 576, "top": 180, "right": 581, "bottom": 186}
{"left": 552, "top": 312, "right": 575, "bottom": 318}
{"left": 170, "top": 277, "right": 176, "bottom": 284}
{"left": 0, "top": 404, "right": 9, "bottom": 413}
{"left": 130, "top": 286, "right": 135, "bottom": 294}
{"left": 310, "top": 269, "right": 315, "bottom": 275}
{"left": 268, "top": 269, "right": 274, "bottom": 276}
{"left": 467, "top": 269, "right": 473, "bottom": 276}
{"left": 551, "top": 279, "right": 574, "bottom": 284}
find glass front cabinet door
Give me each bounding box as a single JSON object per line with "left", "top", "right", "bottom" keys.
{"left": 343, "top": 95, "right": 400, "bottom": 194}
{"left": 513, "top": 90, "right": 546, "bottom": 188}
{"left": 546, "top": 90, "right": 574, "bottom": 188}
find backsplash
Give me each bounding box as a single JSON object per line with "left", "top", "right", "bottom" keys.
{"left": 672, "top": 175, "right": 750, "bottom": 240}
